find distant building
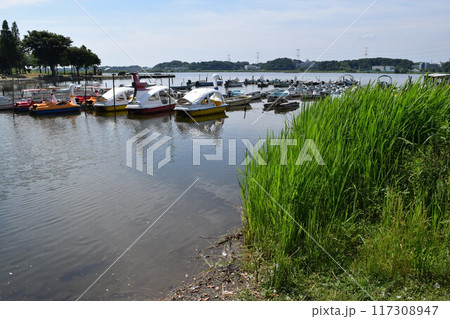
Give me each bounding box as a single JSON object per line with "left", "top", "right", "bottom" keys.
{"left": 419, "top": 62, "right": 441, "bottom": 71}
{"left": 419, "top": 62, "right": 429, "bottom": 70}
{"left": 244, "top": 64, "right": 261, "bottom": 70}
{"left": 372, "top": 65, "right": 395, "bottom": 72}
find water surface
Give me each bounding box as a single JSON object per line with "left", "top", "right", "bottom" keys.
{"left": 0, "top": 72, "right": 419, "bottom": 300}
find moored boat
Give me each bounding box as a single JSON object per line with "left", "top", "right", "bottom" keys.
{"left": 175, "top": 74, "right": 227, "bottom": 117}
{"left": 263, "top": 99, "right": 299, "bottom": 111}
{"left": 267, "top": 89, "right": 291, "bottom": 102}
{"left": 0, "top": 96, "right": 13, "bottom": 110}
{"left": 14, "top": 98, "right": 35, "bottom": 113}
{"left": 225, "top": 95, "right": 252, "bottom": 107}
{"left": 247, "top": 90, "right": 263, "bottom": 100}
{"left": 126, "top": 73, "right": 176, "bottom": 114}
{"left": 14, "top": 89, "right": 50, "bottom": 113}
{"left": 73, "top": 84, "right": 103, "bottom": 106}
{"left": 94, "top": 87, "right": 133, "bottom": 112}
{"left": 29, "top": 84, "right": 81, "bottom": 115}
{"left": 224, "top": 78, "right": 243, "bottom": 87}
{"left": 273, "top": 79, "right": 291, "bottom": 88}
{"left": 225, "top": 90, "right": 252, "bottom": 107}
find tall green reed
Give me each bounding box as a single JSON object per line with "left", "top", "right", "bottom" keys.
{"left": 240, "top": 79, "right": 449, "bottom": 291}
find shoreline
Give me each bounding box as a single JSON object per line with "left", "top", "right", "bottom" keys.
{"left": 166, "top": 231, "right": 257, "bottom": 301}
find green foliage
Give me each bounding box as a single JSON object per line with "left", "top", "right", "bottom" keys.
{"left": 152, "top": 57, "right": 420, "bottom": 72}
{"left": 152, "top": 60, "right": 190, "bottom": 71}
{"left": 153, "top": 59, "right": 249, "bottom": 71}
{"left": 315, "top": 58, "right": 415, "bottom": 72}
{"left": 442, "top": 61, "right": 450, "bottom": 73}
{"left": 65, "top": 45, "right": 101, "bottom": 76}
{"left": 262, "top": 58, "right": 296, "bottom": 71}
{"left": 356, "top": 190, "right": 448, "bottom": 282}
{"left": 22, "top": 30, "right": 72, "bottom": 76}
{"left": 0, "top": 20, "right": 22, "bottom": 74}
{"left": 0, "top": 21, "right": 101, "bottom": 76}
{"left": 240, "top": 79, "right": 449, "bottom": 299}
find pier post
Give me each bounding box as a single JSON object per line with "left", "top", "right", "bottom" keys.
{"left": 112, "top": 73, "right": 116, "bottom": 112}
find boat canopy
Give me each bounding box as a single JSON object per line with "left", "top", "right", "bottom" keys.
{"left": 101, "top": 86, "right": 133, "bottom": 99}
{"left": 182, "top": 88, "right": 225, "bottom": 104}
{"left": 146, "top": 85, "right": 170, "bottom": 96}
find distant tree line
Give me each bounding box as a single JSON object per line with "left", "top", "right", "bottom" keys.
{"left": 315, "top": 58, "right": 414, "bottom": 73}
{"left": 152, "top": 60, "right": 250, "bottom": 72}
{"left": 442, "top": 61, "right": 450, "bottom": 73}
{"left": 0, "top": 20, "right": 100, "bottom": 77}
{"left": 150, "top": 57, "right": 444, "bottom": 73}
{"left": 261, "top": 58, "right": 297, "bottom": 70}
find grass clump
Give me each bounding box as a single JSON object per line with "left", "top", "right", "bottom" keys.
{"left": 239, "top": 79, "right": 449, "bottom": 300}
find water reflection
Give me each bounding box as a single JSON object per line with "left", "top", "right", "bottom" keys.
{"left": 225, "top": 104, "right": 252, "bottom": 112}
{"left": 94, "top": 110, "right": 128, "bottom": 117}
{"left": 175, "top": 112, "right": 226, "bottom": 138}
{"left": 126, "top": 110, "right": 174, "bottom": 120}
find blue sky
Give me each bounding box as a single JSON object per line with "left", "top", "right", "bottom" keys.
{"left": 2, "top": 0, "right": 449, "bottom": 66}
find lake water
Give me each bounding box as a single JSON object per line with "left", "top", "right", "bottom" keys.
{"left": 0, "top": 72, "right": 420, "bottom": 300}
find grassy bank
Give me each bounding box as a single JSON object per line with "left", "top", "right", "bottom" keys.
{"left": 239, "top": 79, "right": 449, "bottom": 300}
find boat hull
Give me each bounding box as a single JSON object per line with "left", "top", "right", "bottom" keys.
{"left": 127, "top": 103, "right": 175, "bottom": 114}
{"left": 13, "top": 107, "right": 31, "bottom": 113}
{"left": 225, "top": 96, "right": 252, "bottom": 107}
{"left": 94, "top": 103, "right": 128, "bottom": 112}
{"left": 0, "top": 104, "right": 13, "bottom": 111}
{"left": 30, "top": 106, "right": 81, "bottom": 116}
{"left": 175, "top": 106, "right": 226, "bottom": 117}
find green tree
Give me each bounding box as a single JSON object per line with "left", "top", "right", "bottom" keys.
{"left": 11, "top": 21, "right": 25, "bottom": 73}
{"left": 66, "top": 45, "right": 101, "bottom": 76}
{"left": 441, "top": 61, "right": 450, "bottom": 73}
{"left": 65, "top": 46, "right": 83, "bottom": 76}
{"left": 85, "top": 49, "right": 101, "bottom": 75}
{"left": 22, "top": 53, "right": 38, "bottom": 73}
{"left": 0, "top": 20, "right": 17, "bottom": 74}
{"left": 263, "top": 58, "right": 296, "bottom": 70}
{"left": 22, "top": 30, "right": 72, "bottom": 77}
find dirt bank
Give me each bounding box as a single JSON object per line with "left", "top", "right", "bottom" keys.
{"left": 166, "top": 231, "right": 258, "bottom": 301}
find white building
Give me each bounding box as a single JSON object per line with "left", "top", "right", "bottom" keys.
{"left": 244, "top": 64, "right": 261, "bottom": 70}
{"left": 372, "top": 65, "right": 395, "bottom": 72}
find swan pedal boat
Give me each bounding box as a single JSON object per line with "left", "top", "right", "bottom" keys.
{"left": 94, "top": 87, "right": 134, "bottom": 112}
{"left": 175, "top": 88, "right": 228, "bottom": 116}
{"left": 175, "top": 74, "right": 227, "bottom": 117}
{"left": 30, "top": 84, "right": 80, "bottom": 115}
{"left": 126, "top": 73, "right": 176, "bottom": 114}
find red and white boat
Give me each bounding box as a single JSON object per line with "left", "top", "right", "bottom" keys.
{"left": 74, "top": 84, "right": 102, "bottom": 106}
{"left": 126, "top": 73, "right": 175, "bottom": 114}
{"left": 13, "top": 89, "right": 50, "bottom": 113}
